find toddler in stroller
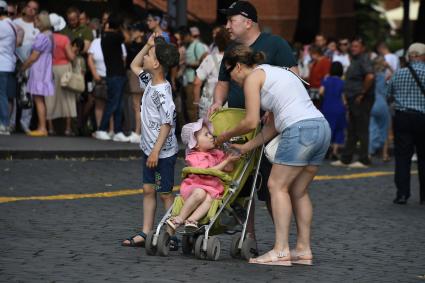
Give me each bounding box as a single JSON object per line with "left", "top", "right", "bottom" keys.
{"left": 166, "top": 118, "right": 240, "bottom": 232}
{"left": 144, "top": 108, "right": 263, "bottom": 261}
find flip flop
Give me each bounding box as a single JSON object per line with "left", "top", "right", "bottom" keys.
{"left": 290, "top": 250, "right": 313, "bottom": 265}
{"left": 121, "top": 232, "right": 147, "bottom": 247}
{"left": 249, "top": 250, "right": 292, "bottom": 266}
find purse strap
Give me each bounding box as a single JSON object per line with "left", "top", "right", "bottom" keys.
{"left": 406, "top": 63, "right": 425, "bottom": 96}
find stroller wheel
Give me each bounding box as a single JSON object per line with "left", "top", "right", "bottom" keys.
{"left": 145, "top": 230, "right": 157, "bottom": 256}
{"left": 230, "top": 233, "right": 242, "bottom": 259}
{"left": 181, "top": 235, "right": 193, "bottom": 255}
{"left": 194, "top": 235, "right": 207, "bottom": 260}
{"left": 241, "top": 237, "right": 258, "bottom": 260}
{"left": 206, "top": 236, "right": 221, "bottom": 261}
{"left": 157, "top": 231, "right": 171, "bottom": 257}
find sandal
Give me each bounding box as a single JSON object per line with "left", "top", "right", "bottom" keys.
{"left": 249, "top": 250, "right": 292, "bottom": 266}
{"left": 290, "top": 249, "right": 313, "bottom": 265}
{"left": 121, "top": 231, "right": 147, "bottom": 247}
{"left": 166, "top": 216, "right": 183, "bottom": 231}
{"left": 184, "top": 220, "right": 199, "bottom": 233}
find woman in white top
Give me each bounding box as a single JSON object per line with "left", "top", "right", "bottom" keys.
{"left": 193, "top": 27, "right": 230, "bottom": 119}
{"left": 216, "top": 45, "right": 331, "bottom": 266}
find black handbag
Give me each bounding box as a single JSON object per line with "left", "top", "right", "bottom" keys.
{"left": 16, "top": 72, "right": 32, "bottom": 109}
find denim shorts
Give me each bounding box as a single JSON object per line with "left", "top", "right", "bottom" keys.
{"left": 142, "top": 153, "right": 177, "bottom": 193}
{"left": 274, "top": 118, "right": 331, "bottom": 166}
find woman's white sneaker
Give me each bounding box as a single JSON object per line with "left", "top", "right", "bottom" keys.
{"left": 112, "top": 132, "right": 130, "bottom": 142}
{"left": 128, "top": 132, "right": 141, "bottom": 143}
{"left": 93, "top": 130, "right": 111, "bottom": 140}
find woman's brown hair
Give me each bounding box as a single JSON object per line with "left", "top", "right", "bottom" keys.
{"left": 223, "top": 44, "right": 266, "bottom": 73}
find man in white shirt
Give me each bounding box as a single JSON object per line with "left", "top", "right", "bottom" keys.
{"left": 377, "top": 42, "right": 400, "bottom": 77}
{"left": 12, "top": 0, "right": 39, "bottom": 133}
{"left": 0, "top": 0, "right": 17, "bottom": 135}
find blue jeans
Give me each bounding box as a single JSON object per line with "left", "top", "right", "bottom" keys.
{"left": 99, "top": 76, "right": 127, "bottom": 133}
{"left": 275, "top": 118, "right": 331, "bottom": 166}
{"left": 0, "top": 72, "right": 16, "bottom": 127}
{"left": 369, "top": 94, "right": 390, "bottom": 154}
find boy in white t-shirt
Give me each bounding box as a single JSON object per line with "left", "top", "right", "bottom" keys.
{"left": 122, "top": 34, "right": 179, "bottom": 248}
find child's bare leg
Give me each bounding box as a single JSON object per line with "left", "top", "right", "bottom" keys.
{"left": 187, "top": 194, "right": 213, "bottom": 222}
{"left": 142, "top": 184, "right": 157, "bottom": 234}
{"left": 121, "top": 184, "right": 156, "bottom": 245}
{"left": 159, "top": 192, "right": 174, "bottom": 210}
{"left": 177, "top": 188, "right": 207, "bottom": 220}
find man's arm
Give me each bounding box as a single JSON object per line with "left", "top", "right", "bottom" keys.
{"left": 356, "top": 73, "right": 375, "bottom": 104}
{"left": 208, "top": 80, "right": 229, "bottom": 116}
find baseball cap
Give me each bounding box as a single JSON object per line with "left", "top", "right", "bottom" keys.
{"left": 0, "top": 0, "right": 7, "bottom": 10}
{"left": 49, "top": 13, "right": 66, "bottom": 32}
{"left": 407, "top": 42, "right": 425, "bottom": 56}
{"left": 154, "top": 36, "right": 180, "bottom": 69}
{"left": 220, "top": 1, "right": 258, "bottom": 23}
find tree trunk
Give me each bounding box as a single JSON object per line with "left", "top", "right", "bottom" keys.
{"left": 413, "top": 0, "right": 425, "bottom": 43}
{"left": 293, "top": 0, "right": 323, "bottom": 44}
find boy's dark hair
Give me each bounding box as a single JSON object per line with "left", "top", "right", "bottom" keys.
{"left": 154, "top": 36, "right": 179, "bottom": 70}
{"left": 72, "top": 38, "right": 84, "bottom": 53}
{"left": 330, "top": 61, "right": 343, "bottom": 77}
{"left": 107, "top": 13, "right": 122, "bottom": 29}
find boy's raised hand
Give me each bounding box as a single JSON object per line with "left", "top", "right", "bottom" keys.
{"left": 146, "top": 32, "right": 157, "bottom": 48}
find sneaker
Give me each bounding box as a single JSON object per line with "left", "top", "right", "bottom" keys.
{"left": 330, "top": 160, "right": 348, "bottom": 167}
{"left": 112, "top": 132, "right": 130, "bottom": 142}
{"left": 0, "top": 124, "right": 10, "bottom": 135}
{"left": 128, "top": 132, "right": 141, "bottom": 144}
{"left": 108, "top": 131, "right": 115, "bottom": 138}
{"left": 93, "top": 130, "right": 112, "bottom": 141}
{"left": 412, "top": 153, "right": 418, "bottom": 162}
{"left": 348, "top": 161, "right": 369, "bottom": 169}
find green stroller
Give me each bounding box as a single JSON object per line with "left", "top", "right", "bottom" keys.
{"left": 144, "top": 108, "right": 265, "bottom": 261}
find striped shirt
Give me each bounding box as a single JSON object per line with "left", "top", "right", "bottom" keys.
{"left": 387, "top": 61, "right": 425, "bottom": 114}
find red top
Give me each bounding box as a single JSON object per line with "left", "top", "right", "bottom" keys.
{"left": 309, "top": 57, "right": 331, "bottom": 88}
{"left": 53, "top": 33, "right": 70, "bottom": 65}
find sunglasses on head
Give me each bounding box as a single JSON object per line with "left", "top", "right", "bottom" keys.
{"left": 226, "top": 64, "right": 236, "bottom": 74}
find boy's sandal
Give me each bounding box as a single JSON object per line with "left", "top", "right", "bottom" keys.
{"left": 121, "top": 232, "right": 147, "bottom": 247}
{"left": 249, "top": 250, "right": 292, "bottom": 266}
{"left": 290, "top": 250, "right": 313, "bottom": 265}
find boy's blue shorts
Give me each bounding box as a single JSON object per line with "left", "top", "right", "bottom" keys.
{"left": 142, "top": 153, "right": 177, "bottom": 194}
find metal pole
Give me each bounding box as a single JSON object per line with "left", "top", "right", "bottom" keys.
{"left": 176, "top": 0, "right": 187, "bottom": 27}
{"left": 403, "top": 0, "right": 411, "bottom": 54}
{"left": 167, "top": 0, "right": 177, "bottom": 27}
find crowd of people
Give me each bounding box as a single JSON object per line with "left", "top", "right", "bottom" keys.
{"left": 1, "top": 0, "right": 424, "bottom": 265}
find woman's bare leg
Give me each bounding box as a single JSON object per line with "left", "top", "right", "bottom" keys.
{"left": 289, "top": 165, "right": 318, "bottom": 254}
{"left": 33, "top": 95, "right": 47, "bottom": 132}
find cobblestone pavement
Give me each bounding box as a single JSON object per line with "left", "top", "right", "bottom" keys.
{"left": 0, "top": 158, "right": 424, "bottom": 283}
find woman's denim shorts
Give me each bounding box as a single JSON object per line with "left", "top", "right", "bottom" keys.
{"left": 274, "top": 118, "right": 331, "bottom": 166}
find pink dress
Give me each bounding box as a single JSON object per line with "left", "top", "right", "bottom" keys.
{"left": 180, "top": 149, "right": 226, "bottom": 200}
